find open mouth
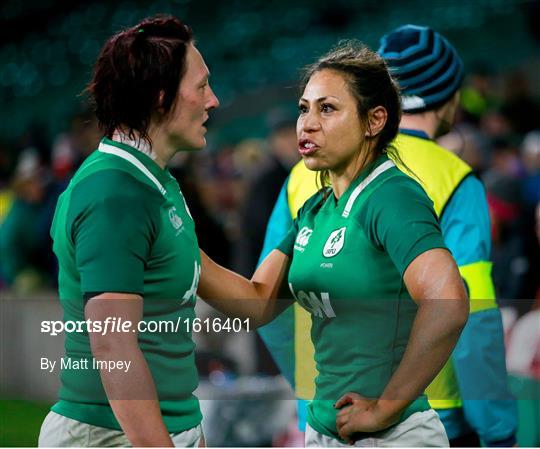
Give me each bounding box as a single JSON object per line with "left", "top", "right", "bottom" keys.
{"left": 201, "top": 116, "right": 209, "bottom": 132}
{"left": 298, "top": 139, "right": 319, "bottom": 156}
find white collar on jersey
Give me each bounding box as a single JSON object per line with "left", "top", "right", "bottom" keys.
{"left": 99, "top": 132, "right": 167, "bottom": 196}
{"left": 111, "top": 130, "right": 158, "bottom": 161}
{"left": 342, "top": 160, "right": 395, "bottom": 218}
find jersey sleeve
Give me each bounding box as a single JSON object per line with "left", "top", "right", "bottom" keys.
{"left": 274, "top": 190, "right": 321, "bottom": 257}
{"left": 360, "top": 175, "right": 447, "bottom": 275}
{"left": 69, "top": 171, "right": 159, "bottom": 295}
{"left": 275, "top": 219, "right": 298, "bottom": 257}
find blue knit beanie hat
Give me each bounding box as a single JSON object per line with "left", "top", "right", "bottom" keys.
{"left": 378, "top": 24, "right": 464, "bottom": 113}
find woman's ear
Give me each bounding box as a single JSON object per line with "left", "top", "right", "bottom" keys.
{"left": 157, "top": 90, "right": 166, "bottom": 113}
{"left": 365, "top": 106, "right": 388, "bottom": 138}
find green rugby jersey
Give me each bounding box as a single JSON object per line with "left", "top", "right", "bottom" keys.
{"left": 50, "top": 137, "right": 202, "bottom": 432}
{"left": 277, "top": 155, "right": 447, "bottom": 441}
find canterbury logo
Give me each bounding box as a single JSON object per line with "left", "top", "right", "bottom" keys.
{"left": 294, "top": 227, "right": 313, "bottom": 252}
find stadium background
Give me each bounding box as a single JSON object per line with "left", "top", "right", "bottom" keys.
{"left": 1, "top": 0, "right": 539, "bottom": 446}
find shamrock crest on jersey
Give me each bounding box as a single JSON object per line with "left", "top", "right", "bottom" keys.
{"left": 168, "top": 207, "right": 184, "bottom": 232}
{"left": 323, "top": 227, "right": 346, "bottom": 258}
{"left": 294, "top": 226, "right": 313, "bottom": 252}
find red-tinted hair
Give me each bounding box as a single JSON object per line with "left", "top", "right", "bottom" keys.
{"left": 87, "top": 15, "right": 193, "bottom": 143}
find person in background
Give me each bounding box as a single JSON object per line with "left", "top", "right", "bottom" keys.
{"left": 168, "top": 152, "right": 232, "bottom": 267}
{"left": 257, "top": 24, "right": 518, "bottom": 447}
{"left": 234, "top": 110, "right": 299, "bottom": 278}
{"left": 521, "top": 130, "right": 540, "bottom": 209}
{"left": 520, "top": 131, "right": 540, "bottom": 301}
{"left": 50, "top": 108, "right": 100, "bottom": 183}
{"left": 39, "top": 15, "right": 219, "bottom": 447}
{"left": 0, "top": 148, "right": 61, "bottom": 292}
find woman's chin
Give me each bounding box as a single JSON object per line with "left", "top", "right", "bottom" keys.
{"left": 302, "top": 157, "right": 326, "bottom": 172}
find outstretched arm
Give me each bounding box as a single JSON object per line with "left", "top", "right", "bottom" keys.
{"left": 336, "top": 248, "right": 469, "bottom": 441}
{"left": 198, "top": 249, "right": 293, "bottom": 327}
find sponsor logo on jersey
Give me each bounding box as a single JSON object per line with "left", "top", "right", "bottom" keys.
{"left": 289, "top": 284, "right": 336, "bottom": 318}
{"left": 323, "top": 227, "right": 346, "bottom": 257}
{"left": 294, "top": 226, "right": 313, "bottom": 252}
{"left": 180, "top": 261, "right": 200, "bottom": 305}
{"left": 168, "top": 207, "right": 184, "bottom": 234}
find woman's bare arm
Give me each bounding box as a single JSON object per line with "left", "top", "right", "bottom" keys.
{"left": 336, "top": 248, "right": 468, "bottom": 441}
{"left": 197, "top": 249, "right": 293, "bottom": 327}
{"left": 85, "top": 293, "right": 174, "bottom": 447}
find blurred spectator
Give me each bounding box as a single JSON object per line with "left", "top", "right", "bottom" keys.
{"left": 199, "top": 145, "right": 248, "bottom": 242}
{"left": 501, "top": 70, "right": 540, "bottom": 136}
{"left": 51, "top": 109, "right": 100, "bottom": 182}
{"left": 438, "top": 123, "right": 490, "bottom": 172}
{"left": 482, "top": 134, "right": 539, "bottom": 311}
{"left": 520, "top": 132, "right": 540, "bottom": 303}
{"left": 169, "top": 152, "right": 232, "bottom": 267}
{"left": 480, "top": 109, "right": 513, "bottom": 139}
{"left": 486, "top": 175, "right": 529, "bottom": 306}
{"left": 233, "top": 138, "right": 267, "bottom": 178}
{"left": 506, "top": 307, "right": 540, "bottom": 379}
{"left": 0, "top": 110, "right": 102, "bottom": 293}
{"left": 521, "top": 130, "right": 540, "bottom": 207}
{"left": 460, "top": 64, "right": 500, "bottom": 125}
{"left": 234, "top": 110, "right": 299, "bottom": 277}
{"left": 0, "top": 148, "right": 62, "bottom": 293}
{"left": 484, "top": 136, "right": 527, "bottom": 180}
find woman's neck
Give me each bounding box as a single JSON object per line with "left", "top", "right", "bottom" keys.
{"left": 146, "top": 126, "right": 175, "bottom": 168}
{"left": 400, "top": 113, "right": 436, "bottom": 139}
{"left": 113, "top": 128, "right": 172, "bottom": 169}
{"left": 329, "top": 152, "right": 376, "bottom": 199}
{"left": 329, "top": 170, "right": 355, "bottom": 199}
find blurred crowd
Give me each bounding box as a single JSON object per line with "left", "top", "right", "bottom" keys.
{"left": 1, "top": 65, "right": 539, "bottom": 381}
{"left": 438, "top": 67, "right": 540, "bottom": 311}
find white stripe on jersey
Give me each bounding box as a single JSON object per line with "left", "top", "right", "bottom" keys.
{"left": 342, "top": 160, "right": 395, "bottom": 218}
{"left": 98, "top": 142, "right": 167, "bottom": 196}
